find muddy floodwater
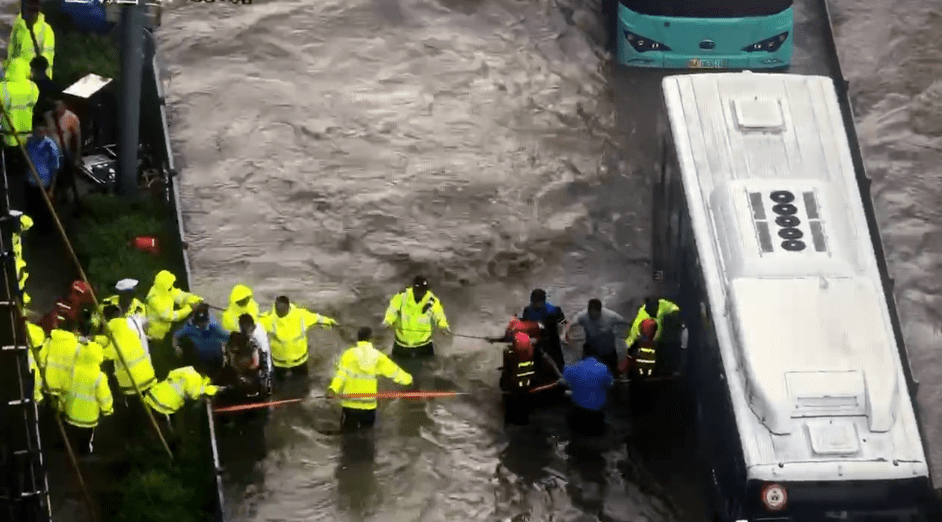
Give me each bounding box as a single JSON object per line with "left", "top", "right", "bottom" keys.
{"left": 152, "top": 0, "right": 942, "bottom": 519}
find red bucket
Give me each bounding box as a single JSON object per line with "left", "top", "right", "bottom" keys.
{"left": 133, "top": 236, "right": 160, "bottom": 256}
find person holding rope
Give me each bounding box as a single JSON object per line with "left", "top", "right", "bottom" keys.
{"left": 382, "top": 275, "right": 451, "bottom": 360}
{"left": 259, "top": 295, "right": 337, "bottom": 380}
{"left": 327, "top": 327, "right": 413, "bottom": 432}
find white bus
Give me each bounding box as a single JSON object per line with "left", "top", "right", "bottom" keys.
{"left": 654, "top": 71, "right": 940, "bottom": 521}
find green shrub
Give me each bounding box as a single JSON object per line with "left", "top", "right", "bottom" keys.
{"left": 41, "top": 1, "right": 120, "bottom": 89}
{"left": 71, "top": 193, "right": 174, "bottom": 297}
{"left": 109, "top": 421, "right": 216, "bottom": 522}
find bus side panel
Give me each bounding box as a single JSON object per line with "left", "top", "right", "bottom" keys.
{"left": 615, "top": 6, "right": 793, "bottom": 70}
{"left": 673, "top": 181, "right": 749, "bottom": 521}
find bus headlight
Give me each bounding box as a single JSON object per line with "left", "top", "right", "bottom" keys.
{"left": 742, "top": 32, "right": 789, "bottom": 53}
{"left": 624, "top": 31, "right": 672, "bottom": 53}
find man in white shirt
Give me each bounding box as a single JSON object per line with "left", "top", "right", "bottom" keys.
{"left": 569, "top": 299, "right": 631, "bottom": 376}
{"left": 238, "top": 313, "right": 272, "bottom": 372}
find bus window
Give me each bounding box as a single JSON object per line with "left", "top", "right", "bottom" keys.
{"left": 619, "top": 0, "right": 793, "bottom": 18}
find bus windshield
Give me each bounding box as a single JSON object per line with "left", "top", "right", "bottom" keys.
{"left": 619, "top": 0, "right": 793, "bottom": 18}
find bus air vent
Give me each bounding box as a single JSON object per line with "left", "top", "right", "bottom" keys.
{"left": 747, "top": 190, "right": 829, "bottom": 255}
{"left": 786, "top": 371, "right": 866, "bottom": 418}
{"left": 732, "top": 98, "right": 785, "bottom": 133}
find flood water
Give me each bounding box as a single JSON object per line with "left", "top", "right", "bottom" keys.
{"left": 152, "top": 0, "right": 942, "bottom": 520}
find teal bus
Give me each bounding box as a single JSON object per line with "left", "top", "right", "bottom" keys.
{"left": 611, "top": 0, "right": 793, "bottom": 70}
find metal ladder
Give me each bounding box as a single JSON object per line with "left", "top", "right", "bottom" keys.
{"left": 0, "top": 151, "right": 52, "bottom": 521}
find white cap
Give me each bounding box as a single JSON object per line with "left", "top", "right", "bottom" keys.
{"left": 9, "top": 210, "right": 22, "bottom": 217}
{"left": 115, "top": 278, "right": 139, "bottom": 292}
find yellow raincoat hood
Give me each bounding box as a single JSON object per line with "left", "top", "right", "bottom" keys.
{"left": 149, "top": 270, "right": 177, "bottom": 297}
{"left": 353, "top": 341, "right": 380, "bottom": 372}
{"left": 4, "top": 58, "right": 29, "bottom": 82}
{"left": 229, "top": 285, "right": 253, "bottom": 305}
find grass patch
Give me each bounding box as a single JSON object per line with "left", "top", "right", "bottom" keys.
{"left": 41, "top": 0, "right": 120, "bottom": 88}
{"left": 71, "top": 192, "right": 215, "bottom": 522}
{"left": 71, "top": 193, "right": 177, "bottom": 297}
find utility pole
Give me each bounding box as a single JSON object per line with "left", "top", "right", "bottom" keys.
{"left": 117, "top": 0, "right": 145, "bottom": 199}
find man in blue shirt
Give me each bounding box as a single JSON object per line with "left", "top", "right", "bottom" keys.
{"left": 172, "top": 303, "right": 229, "bottom": 377}
{"left": 560, "top": 342, "right": 614, "bottom": 437}
{"left": 24, "top": 115, "right": 59, "bottom": 224}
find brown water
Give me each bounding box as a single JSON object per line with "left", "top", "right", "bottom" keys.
{"left": 153, "top": 0, "right": 942, "bottom": 519}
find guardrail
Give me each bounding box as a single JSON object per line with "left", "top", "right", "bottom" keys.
{"left": 142, "top": 31, "right": 226, "bottom": 522}
{"left": 816, "top": 0, "right": 936, "bottom": 491}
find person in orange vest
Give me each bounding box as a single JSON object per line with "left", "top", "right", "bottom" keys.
{"left": 624, "top": 318, "right": 659, "bottom": 377}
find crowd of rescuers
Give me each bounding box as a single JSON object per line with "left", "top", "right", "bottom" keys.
{"left": 20, "top": 264, "right": 679, "bottom": 452}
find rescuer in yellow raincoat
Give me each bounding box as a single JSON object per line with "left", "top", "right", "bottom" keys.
{"left": 97, "top": 305, "right": 157, "bottom": 398}
{"left": 145, "top": 270, "right": 202, "bottom": 341}
{"left": 26, "top": 320, "right": 45, "bottom": 404}
{"left": 624, "top": 296, "right": 682, "bottom": 378}
{"left": 382, "top": 276, "right": 450, "bottom": 359}
{"left": 39, "top": 321, "right": 85, "bottom": 408}
{"left": 6, "top": 0, "right": 55, "bottom": 79}
{"left": 624, "top": 296, "right": 680, "bottom": 347}
{"left": 327, "top": 326, "right": 413, "bottom": 431}
{"left": 92, "top": 278, "right": 147, "bottom": 330}
{"left": 144, "top": 360, "right": 222, "bottom": 435}
{"left": 61, "top": 341, "right": 112, "bottom": 455}
{"left": 260, "top": 295, "right": 336, "bottom": 380}
{"left": 221, "top": 284, "right": 260, "bottom": 332}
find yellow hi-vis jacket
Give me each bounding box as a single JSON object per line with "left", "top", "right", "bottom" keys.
{"left": 0, "top": 58, "right": 38, "bottom": 147}
{"left": 26, "top": 322, "right": 45, "bottom": 403}
{"left": 329, "top": 341, "right": 412, "bottom": 410}
{"left": 91, "top": 295, "right": 147, "bottom": 328}
{"left": 382, "top": 288, "right": 449, "bottom": 348}
{"left": 261, "top": 304, "right": 335, "bottom": 369}
{"left": 40, "top": 329, "right": 85, "bottom": 401}
{"left": 624, "top": 299, "right": 680, "bottom": 347}
{"left": 144, "top": 366, "right": 219, "bottom": 415}
{"left": 6, "top": 13, "right": 55, "bottom": 79}
{"left": 145, "top": 270, "right": 201, "bottom": 341}
{"left": 96, "top": 317, "right": 157, "bottom": 395}
{"left": 63, "top": 343, "right": 113, "bottom": 429}
{"left": 220, "top": 284, "right": 259, "bottom": 332}
{"left": 12, "top": 213, "right": 33, "bottom": 263}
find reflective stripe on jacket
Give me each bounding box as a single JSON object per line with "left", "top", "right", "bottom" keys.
{"left": 328, "top": 341, "right": 412, "bottom": 410}
{"left": 0, "top": 58, "right": 38, "bottom": 147}
{"left": 262, "top": 304, "right": 331, "bottom": 368}
{"left": 144, "top": 366, "right": 218, "bottom": 415}
{"left": 624, "top": 299, "right": 680, "bottom": 347}
{"left": 63, "top": 371, "right": 113, "bottom": 428}
{"left": 145, "top": 270, "right": 200, "bottom": 340}
{"left": 97, "top": 317, "right": 156, "bottom": 394}
{"left": 7, "top": 13, "right": 55, "bottom": 78}
{"left": 382, "top": 288, "right": 449, "bottom": 348}
{"left": 41, "top": 329, "right": 83, "bottom": 398}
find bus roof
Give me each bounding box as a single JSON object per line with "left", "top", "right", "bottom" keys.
{"left": 661, "top": 72, "right": 927, "bottom": 480}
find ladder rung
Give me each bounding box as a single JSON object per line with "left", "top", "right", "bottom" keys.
{"left": 2, "top": 344, "right": 27, "bottom": 351}
{"left": 20, "top": 490, "right": 46, "bottom": 498}
{"left": 7, "top": 398, "right": 32, "bottom": 406}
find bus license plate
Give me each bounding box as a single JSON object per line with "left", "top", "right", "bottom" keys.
{"left": 688, "top": 58, "right": 727, "bottom": 69}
